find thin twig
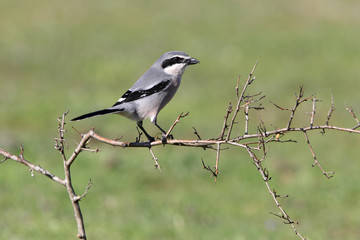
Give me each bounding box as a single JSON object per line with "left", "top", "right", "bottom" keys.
{"left": 310, "top": 97, "right": 316, "bottom": 128}
{"left": 58, "top": 111, "right": 88, "bottom": 240}
{"left": 214, "top": 143, "right": 221, "bottom": 182}
{"left": 165, "top": 112, "right": 189, "bottom": 138}
{"left": 325, "top": 92, "right": 335, "bottom": 126}
{"left": 0, "top": 147, "right": 66, "bottom": 185}
{"left": 345, "top": 104, "right": 360, "bottom": 127}
{"left": 286, "top": 87, "right": 312, "bottom": 130}
{"left": 193, "top": 127, "right": 202, "bottom": 140}
{"left": 219, "top": 102, "right": 233, "bottom": 140}
{"left": 246, "top": 146, "right": 306, "bottom": 240}
{"left": 74, "top": 179, "right": 93, "bottom": 202}
{"left": 226, "top": 60, "right": 258, "bottom": 141}
{"left": 244, "top": 105, "right": 249, "bottom": 135}
{"left": 1, "top": 156, "right": 8, "bottom": 163}
{"left": 303, "top": 131, "right": 334, "bottom": 179}
{"left": 201, "top": 158, "right": 217, "bottom": 178}
{"left": 149, "top": 148, "right": 161, "bottom": 171}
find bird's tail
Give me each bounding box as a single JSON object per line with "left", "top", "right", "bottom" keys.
{"left": 70, "top": 108, "right": 123, "bottom": 121}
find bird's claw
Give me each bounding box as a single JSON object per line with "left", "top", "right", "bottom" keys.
{"left": 161, "top": 134, "right": 174, "bottom": 144}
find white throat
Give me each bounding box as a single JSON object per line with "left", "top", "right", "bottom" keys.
{"left": 163, "top": 63, "right": 187, "bottom": 76}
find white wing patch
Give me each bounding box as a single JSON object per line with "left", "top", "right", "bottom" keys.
{"left": 117, "top": 97, "right": 126, "bottom": 102}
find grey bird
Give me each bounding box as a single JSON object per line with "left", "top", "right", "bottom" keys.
{"left": 71, "top": 51, "right": 199, "bottom": 142}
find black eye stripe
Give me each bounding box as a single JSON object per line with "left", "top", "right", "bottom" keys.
{"left": 161, "top": 56, "right": 187, "bottom": 68}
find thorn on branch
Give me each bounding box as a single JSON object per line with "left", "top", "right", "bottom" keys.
{"left": 236, "top": 76, "right": 240, "bottom": 100}
{"left": 81, "top": 147, "right": 100, "bottom": 153}
{"left": 310, "top": 97, "right": 317, "bottom": 128}
{"left": 303, "top": 131, "right": 334, "bottom": 179}
{"left": 263, "top": 168, "right": 272, "bottom": 182}
{"left": 219, "top": 102, "right": 233, "bottom": 140}
{"left": 226, "top": 61, "right": 259, "bottom": 141}
{"left": 245, "top": 91, "right": 263, "bottom": 99}
{"left": 352, "top": 124, "right": 360, "bottom": 130}
{"left": 29, "top": 168, "right": 34, "bottom": 178}
{"left": 114, "top": 136, "right": 123, "bottom": 141}
{"left": 258, "top": 120, "right": 267, "bottom": 137}
{"left": 193, "top": 127, "right": 202, "bottom": 140}
{"left": 19, "top": 144, "right": 25, "bottom": 160}
{"left": 193, "top": 127, "right": 207, "bottom": 150}
{"left": 269, "top": 101, "right": 291, "bottom": 111}
{"left": 214, "top": 143, "right": 221, "bottom": 182}
{"left": 74, "top": 179, "right": 93, "bottom": 202}
{"left": 244, "top": 105, "right": 249, "bottom": 135}
{"left": 269, "top": 212, "right": 298, "bottom": 225}
{"left": 250, "top": 104, "right": 265, "bottom": 110}
{"left": 249, "top": 76, "right": 256, "bottom": 84}
{"left": 149, "top": 148, "right": 161, "bottom": 171}
{"left": 325, "top": 92, "right": 335, "bottom": 127}
{"left": 72, "top": 126, "right": 83, "bottom": 136}
{"left": 201, "top": 158, "right": 217, "bottom": 178}
{"left": 273, "top": 189, "right": 289, "bottom": 199}
{"left": 345, "top": 104, "right": 360, "bottom": 128}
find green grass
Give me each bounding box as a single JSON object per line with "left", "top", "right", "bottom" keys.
{"left": 1, "top": 0, "right": 360, "bottom": 239}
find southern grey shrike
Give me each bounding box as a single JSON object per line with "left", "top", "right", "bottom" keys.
{"left": 71, "top": 51, "right": 199, "bottom": 142}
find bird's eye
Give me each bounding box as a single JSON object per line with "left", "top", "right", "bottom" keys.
{"left": 161, "top": 56, "right": 185, "bottom": 68}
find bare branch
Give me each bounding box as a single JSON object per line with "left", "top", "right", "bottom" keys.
{"left": 192, "top": 127, "right": 202, "bottom": 140}
{"left": 310, "top": 97, "right": 316, "bottom": 128}
{"left": 219, "top": 102, "right": 233, "bottom": 140}
{"left": 74, "top": 179, "right": 93, "bottom": 202}
{"left": 214, "top": 143, "right": 221, "bottom": 182}
{"left": 226, "top": 60, "right": 259, "bottom": 141}
{"left": 165, "top": 112, "right": 189, "bottom": 138}
{"left": 201, "top": 158, "right": 217, "bottom": 178}
{"left": 303, "top": 131, "right": 334, "bottom": 179}
{"left": 246, "top": 146, "right": 306, "bottom": 240}
{"left": 1, "top": 156, "right": 8, "bottom": 163}
{"left": 244, "top": 105, "right": 249, "bottom": 135}
{"left": 325, "top": 92, "right": 335, "bottom": 126}
{"left": 345, "top": 104, "right": 360, "bottom": 129}
{"left": 149, "top": 147, "right": 161, "bottom": 171}
{"left": 0, "top": 147, "right": 65, "bottom": 185}
{"left": 270, "top": 100, "right": 291, "bottom": 111}
{"left": 286, "top": 87, "right": 312, "bottom": 130}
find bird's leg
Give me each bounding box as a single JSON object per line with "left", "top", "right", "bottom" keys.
{"left": 137, "top": 121, "right": 155, "bottom": 143}
{"left": 154, "top": 121, "right": 173, "bottom": 144}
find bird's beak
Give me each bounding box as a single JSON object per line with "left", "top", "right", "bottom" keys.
{"left": 188, "top": 57, "right": 200, "bottom": 65}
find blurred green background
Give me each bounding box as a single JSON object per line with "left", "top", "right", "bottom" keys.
{"left": 1, "top": 0, "right": 360, "bottom": 239}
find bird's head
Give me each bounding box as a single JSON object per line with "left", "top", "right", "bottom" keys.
{"left": 158, "top": 51, "right": 199, "bottom": 76}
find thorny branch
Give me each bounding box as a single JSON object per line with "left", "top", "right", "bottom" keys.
{"left": 325, "top": 92, "right": 335, "bottom": 126}
{"left": 303, "top": 131, "right": 334, "bottom": 179}
{"left": 226, "top": 60, "right": 258, "bottom": 141}
{"left": 1, "top": 62, "right": 360, "bottom": 239}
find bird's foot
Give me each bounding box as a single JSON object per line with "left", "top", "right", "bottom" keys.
{"left": 147, "top": 136, "right": 155, "bottom": 143}
{"left": 161, "top": 134, "right": 174, "bottom": 144}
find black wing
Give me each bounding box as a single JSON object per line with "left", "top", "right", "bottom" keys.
{"left": 112, "top": 80, "right": 170, "bottom": 107}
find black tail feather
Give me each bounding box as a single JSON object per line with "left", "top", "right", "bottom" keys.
{"left": 70, "top": 108, "right": 122, "bottom": 121}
